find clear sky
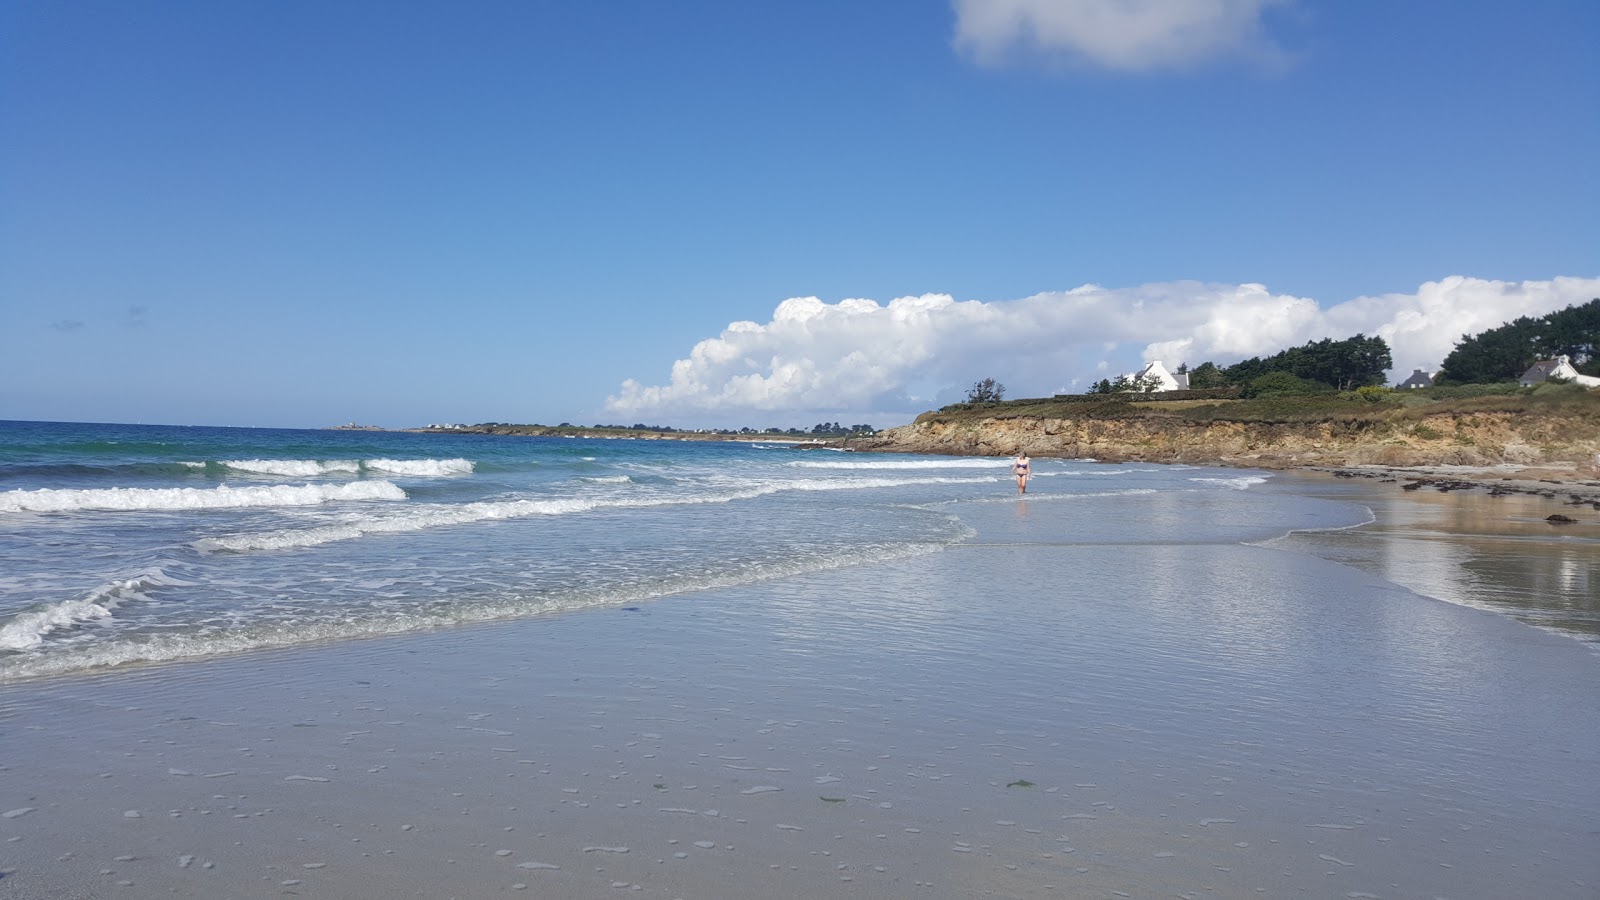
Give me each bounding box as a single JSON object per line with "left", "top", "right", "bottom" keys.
{"left": 3, "top": 0, "right": 1597, "bottom": 429}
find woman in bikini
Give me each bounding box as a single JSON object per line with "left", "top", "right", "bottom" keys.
{"left": 1011, "top": 450, "right": 1031, "bottom": 495}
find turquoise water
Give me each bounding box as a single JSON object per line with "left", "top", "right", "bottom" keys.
{"left": 1, "top": 420, "right": 1361, "bottom": 681}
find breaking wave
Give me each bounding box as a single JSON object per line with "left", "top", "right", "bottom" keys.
{"left": 211, "top": 458, "right": 473, "bottom": 478}
{"left": 0, "top": 570, "right": 183, "bottom": 651}
{"left": 196, "top": 473, "right": 1000, "bottom": 553}
{"left": 0, "top": 481, "right": 407, "bottom": 513}
{"left": 1189, "top": 475, "right": 1270, "bottom": 490}
{"left": 0, "top": 541, "right": 957, "bottom": 681}
{"left": 788, "top": 458, "right": 1008, "bottom": 470}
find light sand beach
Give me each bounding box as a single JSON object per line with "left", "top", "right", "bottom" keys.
{"left": 3, "top": 473, "right": 1597, "bottom": 899}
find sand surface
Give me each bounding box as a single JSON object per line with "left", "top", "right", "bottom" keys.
{"left": 2, "top": 476, "right": 1597, "bottom": 899}
{"left": 1312, "top": 462, "right": 1600, "bottom": 507}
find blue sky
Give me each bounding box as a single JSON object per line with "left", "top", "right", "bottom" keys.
{"left": 3, "top": 0, "right": 1597, "bottom": 429}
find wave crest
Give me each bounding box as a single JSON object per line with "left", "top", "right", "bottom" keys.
{"left": 223, "top": 459, "right": 361, "bottom": 477}
{"left": 218, "top": 458, "right": 474, "bottom": 477}
{"left": 363, "top": 458, "right": 474, "bottom": 476}
{"left": 1189, "top": 475, "right": 1270, "bottom": 490}
{"left": 788, "top": 458, "right": 1007, "bottom": 470}
{"left": 0, "top": 480, "right": 407, "bottom": 513}
{"left": 0, "top": 571, "right": 178, "bottom": 651}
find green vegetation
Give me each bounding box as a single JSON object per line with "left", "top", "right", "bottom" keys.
{"left": 1078, "top": 333, "right": 1392, "bottom": 398}
{"left": 1185, "top": 361, "right": 1227, "bottom": 389}
{"left": 1242, "top": 370, "right": 1329, "bottom": 398}
{"left": 918, "top": 380, "right": 1596, "bottom": 428}
{"left": 1222, "top": 333, "right": 1393, "bottom": 391}
{"left": 1088, "top": 372, "right": 1163, "bottom": 394}
{"left": 966, "top": 377, "right": 1006, "bottom": 403}
{"left": 1437, "top": 297, "right": 1599, "bottom": 383}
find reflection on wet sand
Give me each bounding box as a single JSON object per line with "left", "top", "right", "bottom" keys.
{"left": 1267, "top": 474, "right": 1600, "bottom": 644}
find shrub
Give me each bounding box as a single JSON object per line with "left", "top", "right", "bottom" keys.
{"left": 1411, "top": 381, "right": 1525, "bottom": 399}
{"left": 1243, "top": 371, "right": 1326, "bottom": 398}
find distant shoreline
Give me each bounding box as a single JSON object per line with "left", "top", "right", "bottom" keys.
{"left": 341, "top": 416, "right": 1600, "bottom": 514}
{"left": 400, "top": 423, "right": 850, "bottom": 444}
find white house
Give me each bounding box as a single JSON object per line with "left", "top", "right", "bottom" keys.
{"left": 1518, "top": 355, "right": 1600, "bottom": 388}
{"left": 1125, "top": 360, "right": 1189, "bottom": 392}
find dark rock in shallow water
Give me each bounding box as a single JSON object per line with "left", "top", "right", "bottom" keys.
{"left": 1546, "top": 514, "right": 1577, "bottom": 524}
{"left": 1402, "top": 481, "right": 1424, "bottom": 491}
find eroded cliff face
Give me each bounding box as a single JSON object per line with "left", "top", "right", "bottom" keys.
{"left": 850, "top": 411, "right": 1599, "bottom": 468}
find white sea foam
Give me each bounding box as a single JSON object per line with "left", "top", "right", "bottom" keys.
{"left": 222, "top": 459, "right": 361, "bottom": 477}
{"left": 2, "top": 541, "right": 955, "bottom": 680}
{"left": 0, "top": 481, "right": 406, "bottom": 513}
{"left": 217, "top": 458, "right": 472, "bottom": 477}
{"left": 788, "top": 459, "right": 1008, "bottom": 470}
{"left": 0, "top": 571, "right": 177, "bottom": 651}
{"left": 194, "top": 496, "right": 596, "bottom": 552}
{"left": 1189, "top": 475, "right": 1270, "bottom": 490}
{"left": 363, "top": 458, "right": 474, "bottom": 476}
{"left": 930, "top": 487, "right": 1160, "bottom": 507}
{"left": 196, "top": 473, "right": 996, "bottom": 553}
{"left": 761, "top": 474, "right": 999, "bottom": 493}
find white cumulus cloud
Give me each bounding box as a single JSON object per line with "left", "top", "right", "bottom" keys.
{"left": 952, "top": 0, "right": 1290, "bottom": 71}
{"left": 605, "top": 276, "right": 1600, "bottom": 427}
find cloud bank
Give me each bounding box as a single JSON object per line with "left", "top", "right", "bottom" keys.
{"left": 605, "top": 276, "right": 1600, "bottom": 426}
{"left": 952, "top": 0, "right": 1289, "bottom": 71}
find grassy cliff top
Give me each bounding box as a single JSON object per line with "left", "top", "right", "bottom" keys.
{"left": 916, "top": 382, "right": 1600, "bottom": 427}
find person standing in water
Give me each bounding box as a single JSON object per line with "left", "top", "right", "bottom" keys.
{"left": 1010, "top": 449, "right": 1031, "bottom": 494}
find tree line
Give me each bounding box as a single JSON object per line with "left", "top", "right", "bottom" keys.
{"left": 961, "top": 298, "right": 1599, "bottom": 403}
{"left": 1436, "top": 297, "right": 1600, "bottom": 383}
{"left": 1079, "top": 333, "right": 1394, "bottom": 397}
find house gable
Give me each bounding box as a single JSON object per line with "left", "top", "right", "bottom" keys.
{"left": 1519, "top": 355, "right": 1600, "bottom": 388}
{"left": 1129, "top": 360, "right": 1187, "bottom": 392}
{"left": 1397, "top": 368, "right": 1434, "bottom": 389}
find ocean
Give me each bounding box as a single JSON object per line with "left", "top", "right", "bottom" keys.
{"left": 1, "top": 419, "right": 1594, "bottom": 684}
{"left": 4, "top": 419, "right": 1599, "bottom": 898}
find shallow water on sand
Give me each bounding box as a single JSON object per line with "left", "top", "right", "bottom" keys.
{"left": 2, "top": 474, "right": 1595, "bottom": 898}
{"left": 1263, "top": 474, "right": 1600, "bottom": 645}
{"left": 5, "top": 421, "right": 1307, "bottom": 681}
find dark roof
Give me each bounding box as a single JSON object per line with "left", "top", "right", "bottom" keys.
{"left": 1520, "top": 357, "right": 1567, "bottom": 382}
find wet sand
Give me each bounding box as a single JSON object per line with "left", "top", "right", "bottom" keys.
{"left": 1310, "top": 462, "right": 1600, "bottom": 509}
{"left": 3, "top": 477, "right": 1598, "bottom": 899}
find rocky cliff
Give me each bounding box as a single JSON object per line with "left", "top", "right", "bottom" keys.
{"left": 848, "top": 403, "right": 1600, "bottom": 469}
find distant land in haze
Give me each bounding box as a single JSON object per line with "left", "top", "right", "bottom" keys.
{"left": 387, "top": 422, "right": 872, "bottom": 442}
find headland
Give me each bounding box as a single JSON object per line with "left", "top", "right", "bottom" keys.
{"left": 843, "top": 382, "right": 1600, "bottom": 512}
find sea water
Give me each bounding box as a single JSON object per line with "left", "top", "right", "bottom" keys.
{"left": 0, "top": 419, "right": 1590, "bottom": 682}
